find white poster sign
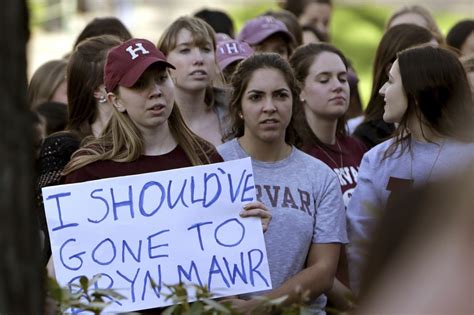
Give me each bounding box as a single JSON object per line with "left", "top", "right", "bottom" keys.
{"left": 43, "top": 158, "right": 271, "bottom": 313}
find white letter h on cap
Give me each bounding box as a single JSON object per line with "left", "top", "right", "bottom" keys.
{"left": 126, "top": 43, "right": 150, "bottom": 60}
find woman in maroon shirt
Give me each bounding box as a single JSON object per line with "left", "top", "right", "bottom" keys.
{"left": 290, "top": 43, "right": 367, "bottom": 313}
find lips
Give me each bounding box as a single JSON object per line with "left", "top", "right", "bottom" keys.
{"left": 189, "top": 69, "right": 208, "bottom": 76}
{"left": 329, "top": 96, "right": 346, "bottom": 102}
{"left": 260, "top": 118, "right": 279, "bottom": 126}
{"left": 147, "top": 104, "right": 165, "bottom": 114}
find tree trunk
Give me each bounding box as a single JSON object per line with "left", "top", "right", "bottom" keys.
{"left": 0, "top": 0, "right": 44, "bottom": 314}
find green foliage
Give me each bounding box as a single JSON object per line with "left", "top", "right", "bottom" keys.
{"left": 227, "top": 3, "right": 468, "bottom": 107}
{"left": 47, "top": 275, "right": 126, "bottom": 315}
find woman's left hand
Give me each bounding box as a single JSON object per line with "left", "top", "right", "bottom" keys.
{"left": 240, "top": 201, "right": 272, "bottom": 232}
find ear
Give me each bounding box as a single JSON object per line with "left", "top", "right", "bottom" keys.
{"left": 108, "top": 92, "right": 126, "bottom": 113}
{"left": 299, "top": 89, "right": 307, "bottom": 103}
{"left": 93, "top": 84, "right": 106, "bottom": 101}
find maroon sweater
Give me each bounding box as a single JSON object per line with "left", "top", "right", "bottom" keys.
{"left": 64, "top": 145, "right": 223, "bottom": 184}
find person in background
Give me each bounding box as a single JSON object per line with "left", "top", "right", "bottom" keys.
{"left": 446, "top": 19, "right": 474, "bottom": 56}
{"left": 347, "top": 45, "right": 474, "bottom": 295}
{"left": 460, "top": 53, "right": 474, "bottom": 94}
{"left": 194, "top": 8, "right": 235, "bottom": 38}
{"left": 35, "top": 101, "right": 68, "bottom": 136}
{"left": 36, "top": 35, "right": 122, "bottom": 264}
{"left": 264, "top": 9, "right": 303, "bottom": 47}
{"left": 237, "top": 15, "right": 296, "bottom": 60}
{"left": 290, "top": 43, "right": 367, "bottom": 313}
{"left": 28, "top": 59, "right": 68, "bottom": 109}
{"left": 158, "top": 16, "right": 229, "bottom": 146}
{"left": 302, "top": 24, "right": 328, "bottom": 44}
{"left": 216, "top": 38, "right": 253, "bottom": 85}
{"left": 353, "top": 24, "right": 436, "bottom": 149}
{"left": 386, "top": 5, "right": 444, "bottom": 44}
{"left": 281, "top": 0, "right": 333, "bottom": 42}
{"left": 72, "top": 16, "right": 132, "bottom": 48}
{"left": 219, "top": 53, "right": 347, "bottom": 314}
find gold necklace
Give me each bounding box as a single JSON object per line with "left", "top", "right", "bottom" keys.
{"left": 410, "top": 140, "right": 445, "bottom": 183}
{"left": 317, "top": 139, "right": 344, "bottom": 169}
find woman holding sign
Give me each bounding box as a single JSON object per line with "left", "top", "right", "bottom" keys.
{"left": 218, "top": 53, "right": 348, "bottom": 314}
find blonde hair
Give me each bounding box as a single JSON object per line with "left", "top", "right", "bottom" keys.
{"left": 386, "top": 5, "right": 444, "bottom": 44}
{"left": 63, "top": 101, "right": 215, "bottom": 175}
{"left": 157, "top": 16, "right": 222, "bottom": 109}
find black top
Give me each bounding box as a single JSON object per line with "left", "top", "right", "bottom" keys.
{"left": 353, "top": 119, "right": 395, "bottom": 149}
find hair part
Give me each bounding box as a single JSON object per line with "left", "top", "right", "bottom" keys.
{"left": 289, "top": 42, "right": 349, "bottom": 151}
{"left": 386, "top": 5, "right": 444, "bottom": 44}
{"left": 157, "top": 16, "right": 220, "bottom": 110}
{"left": 225, "top": 52, "right": 300, "bottom": 144}
{"left": 384, "top": 45, "right": 473, "bottom": 159}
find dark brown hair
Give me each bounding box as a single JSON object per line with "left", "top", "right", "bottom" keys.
{"left": 73, "top": 17, "right": 132, "bottom": 48}
{"left": 289, "top": 43, "right": 349, "bottom": 150}
{"left": 363, "top": 24, "right": 434, "bottom": 124}
{"left": 385, "top": 45, "right": 473, "bottom": 159}
{"left": 225, "top": 53, "right": 300, "bottom": 144}
{"left": 66, "top": 35, "right": 122, "bottom": 137}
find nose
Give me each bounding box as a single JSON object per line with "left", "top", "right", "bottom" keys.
{"left": 262, "top": 97, "right": 277, "bottom": 113}
{"left": 379, "top": 82, "right": 387, "bottom": 96}
{"left": 149, "top": 82, "right": 163, "bottom": 99}
{"left": 192, "top": 48, "right": 204, "bottom": 65}
{"left": 334, "top": 78, "right": 344, "bottom": 91}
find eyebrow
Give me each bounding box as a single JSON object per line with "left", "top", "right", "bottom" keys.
{"left": 315, "top": 70, "right": 347, "bottom": 76}
{"left": 246, "top": 88, "right": 290, "bottom": 94}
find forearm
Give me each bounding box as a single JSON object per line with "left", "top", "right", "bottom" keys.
{"left": 326, "top": 279, "right": 355, "bottom": 311}
{"left": 262, "top": 263, "right": 335, "bottom": 305}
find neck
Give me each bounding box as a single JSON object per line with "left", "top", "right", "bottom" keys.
{"left": 238, "top": 136, "right": 291, "bottom": 162}
{"left": 407, "top": 115, "right": 443, "bottom": 143}
{"left": 174, "top": 87, "right": 208, "bottom": 122}
{"left": 91, "top": 102, "right": 113, "bottom": 138}
{"left": 305, "top": 110, "right": 338, "bottom": 145}
{"left": 140, "top": 122, "right": 177, "bottom": 156}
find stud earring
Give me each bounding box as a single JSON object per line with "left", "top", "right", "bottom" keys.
{"left": 99, "top": 96, "right": 107, "bottom": 104}
{"left": 238, "top": 112, "right": 244, "bottom": 119}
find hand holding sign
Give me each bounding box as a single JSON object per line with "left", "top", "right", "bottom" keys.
{"left": 42, "top": 158, "right": 272, "bottom": 313}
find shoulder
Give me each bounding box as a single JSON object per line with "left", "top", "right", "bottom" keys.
{"left": 291, "top": 148, "right": 335, "bottom": 174}
{"left": 40, "top": 131, "right": 81, "bottom": 156}
{"left": 217, "top": 139, "right": 242, "bottom": 161}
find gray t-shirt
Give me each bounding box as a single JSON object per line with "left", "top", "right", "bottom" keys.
{"left": 217, "top": 139, "right": 348, "bottom": 313}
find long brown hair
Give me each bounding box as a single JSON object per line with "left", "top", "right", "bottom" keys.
{"left": 66, "top": 35, "right": 122, "bottom": 137}
{"left": 289, "top": 43, "right": 349, "bottom": 150}
{"left": 364, "top": 24, "right": 434, "bottom": 124}
{"left": 384, "top": 45, "right": 473, "bottom": 159}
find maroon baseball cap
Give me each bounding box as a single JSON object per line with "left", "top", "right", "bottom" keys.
{"left": 216, "top": 39, "right": 253, "bottom": 71}
{"left": 104, "top": 38, "right": 175, "bottom": 92}
{"left": 237, "top": 16, "right": 295, "bottom": 45}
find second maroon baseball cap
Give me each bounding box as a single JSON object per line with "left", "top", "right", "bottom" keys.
{"left": 104, "top": 38, "right": 175, "bottom": 92}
